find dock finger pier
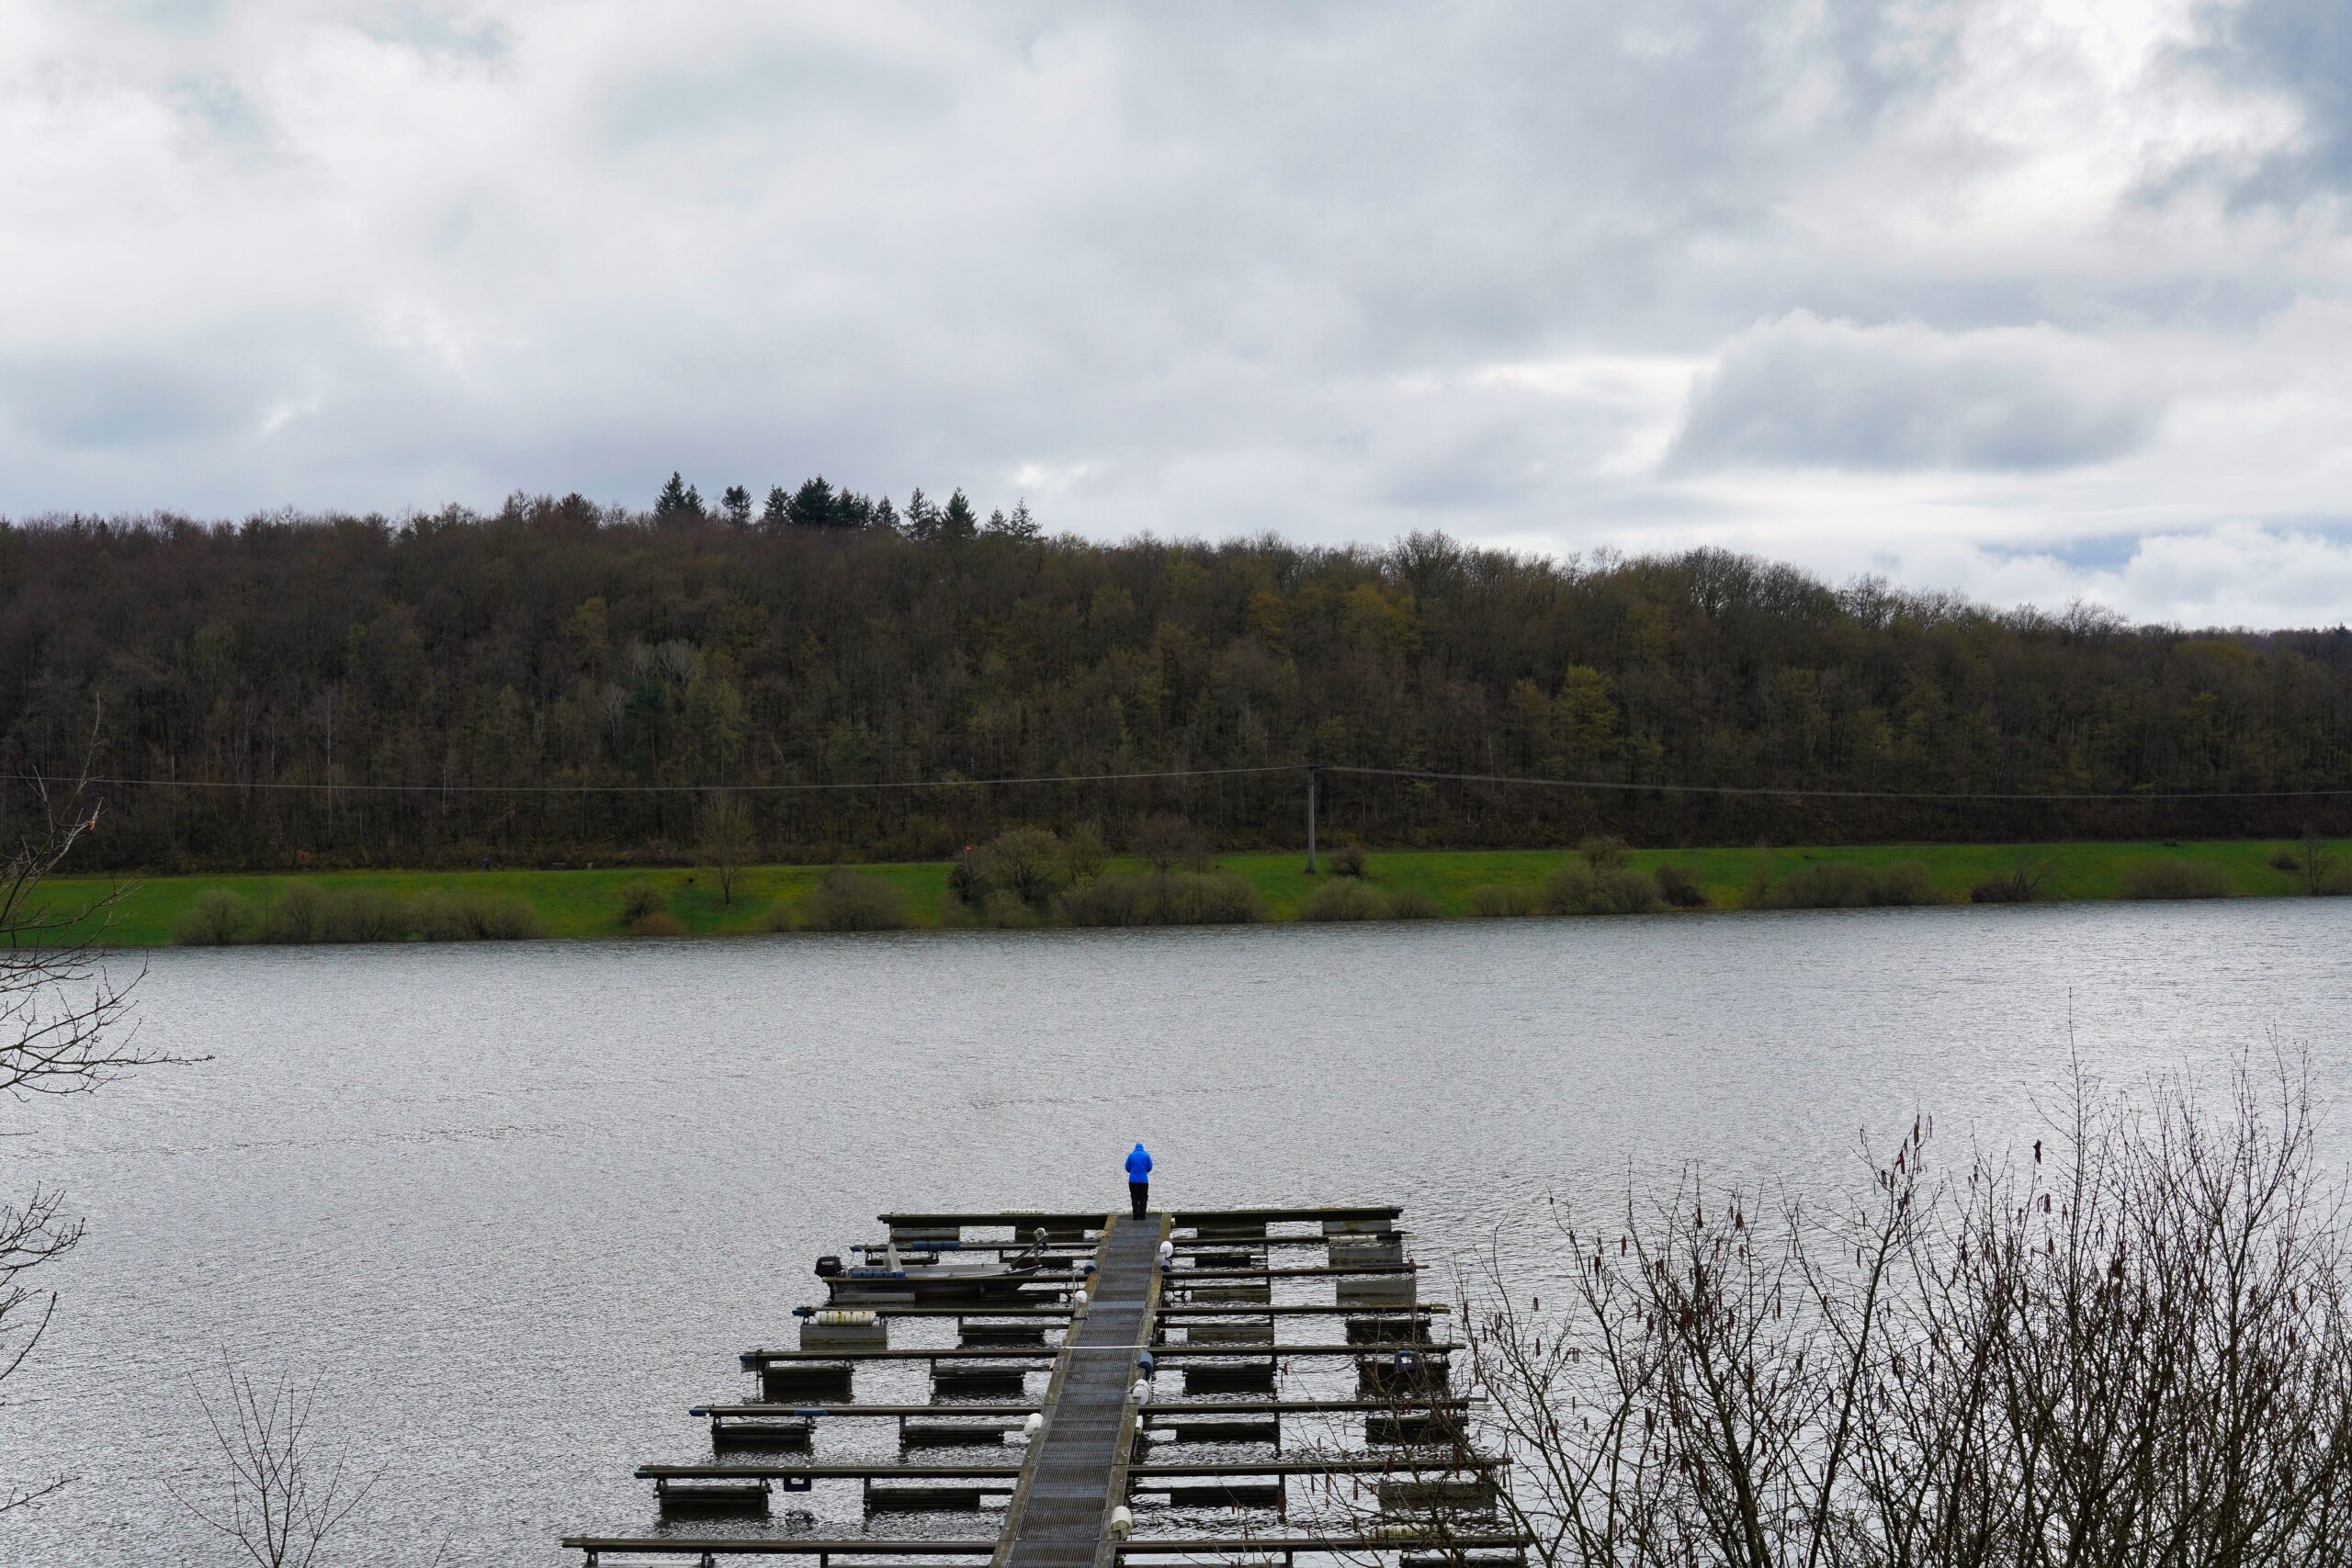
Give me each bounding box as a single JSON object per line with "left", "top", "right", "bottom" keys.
{"left": 561, "top": 1202, "right": 1532, "bottom": 1567}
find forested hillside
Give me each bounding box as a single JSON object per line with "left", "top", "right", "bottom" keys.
{"left": 4, "top": 492, "right": 2349, "bottom": 872}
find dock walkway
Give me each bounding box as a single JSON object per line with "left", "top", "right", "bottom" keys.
{"left": 996, "top": 1215, "right": 1164, "bottom": 1568}
{"left": 560, "top": 1200, "right": 1528, "bottom": 1568}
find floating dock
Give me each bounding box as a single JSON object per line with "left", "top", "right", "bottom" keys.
{"left": 560, "top": 1203, "right": 1531, "bottom": 1567}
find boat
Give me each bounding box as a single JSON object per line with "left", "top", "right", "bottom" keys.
{"left": 814, "top": 1229, "right": 1071, "bottom": 1304}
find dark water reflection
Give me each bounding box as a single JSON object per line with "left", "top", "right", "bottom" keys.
{"left": 4, "top": 902, "right": 2348, "bottom": 1563}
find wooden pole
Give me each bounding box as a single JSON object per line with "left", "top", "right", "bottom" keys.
{"left": 1305, "top": 764, "right": 1319, "bottom": 874}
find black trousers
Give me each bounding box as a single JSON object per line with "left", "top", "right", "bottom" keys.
{"left": 1129, "top": 1180, "right": 1148, "bottom": 1219}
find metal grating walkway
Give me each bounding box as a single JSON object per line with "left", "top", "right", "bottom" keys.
{"left": 997, "top": 1214, "right": 1163, "bottom": 1568}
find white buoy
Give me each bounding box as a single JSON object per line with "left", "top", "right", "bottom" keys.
{"left": 1110, "top": 1506, "right": 1134, "bottom": 1540}
{"left": 1023, "top": 1413, "right": 1044, "bottom": 1437}
{"left": 1158, "top": 1240, "right": 1174, "bottom": 1266}
{"left": 1129, "top": 1378, "right": 1152, "bottom": 1405}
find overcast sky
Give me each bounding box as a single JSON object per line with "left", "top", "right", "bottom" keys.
{"left": 4, "top": 2, "right": 2349, "bottom": 626}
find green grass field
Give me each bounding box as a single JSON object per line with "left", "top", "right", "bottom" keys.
{"left": 26, "top": 837, "right": 2349, "bottom": 948}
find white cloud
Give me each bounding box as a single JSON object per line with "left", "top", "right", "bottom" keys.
{"left": 0, "top": 1, "right": 2348, "bottom": 623}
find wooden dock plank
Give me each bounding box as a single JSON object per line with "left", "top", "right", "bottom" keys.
{"left": 637, "top": 1458, "right": 1502, "bottom": 1480}
{"left": 561, "top": 1539, "right": 1530, "bottom": 1562}
{"left": 878, "top": 1207, "right": 1401, "bottom": 1228}
{"left": 741, "top": 1342, "right": 1455, "bottom": 1363}
{"left": 996, "top": 1213, "right": 1164, "bottom": 1568}
{"left": 689, "top": 1398, "right": 1470, "bottom": 1418}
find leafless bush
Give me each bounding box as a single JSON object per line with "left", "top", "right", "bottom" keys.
{"left": 1132, "top": 814, "right": 1211, "bottom": 874}
{"left": 789, "top": 869, "right": 910, "bottom": 931}
{"left": 1466, "top": 883, "right": 1539, "bottom": 917}
{"left": 1445, "top": 1057, "right": 2352, "bottom": 1568}
{"left": 1542, "top": 863, "right": 1664, "bottom": 916}
{"left": 1053, "top": 870, "right": 1263, "bottom": 926}
{"left": 175, "top": 887, "right": 258, "bottom": 944}
{"left": 1300, "top": 878, "right": 1391, "bottom": 920}
{"left": 2118, "top": 858, "right": 2232, "bottom": 900}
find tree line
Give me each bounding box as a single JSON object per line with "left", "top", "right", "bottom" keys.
{"left": 2, "top": 488, "right": 2349, "bottom": 871}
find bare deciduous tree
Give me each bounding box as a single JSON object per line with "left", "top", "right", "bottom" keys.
{"left": 2, "top": 731, "right": 179, "bottom": 1512}
{"left": 695, "top": 793, "right": 754, "bottom": 908}
{"left": 166, "top": 1358, "right": 380, "bottom": 1568}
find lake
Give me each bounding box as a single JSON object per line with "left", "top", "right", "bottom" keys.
{"left": 4, "top": 900, "right": 2348, "bottom": 1563}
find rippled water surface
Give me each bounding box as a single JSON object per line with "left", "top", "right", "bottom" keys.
{"left": 5, "top": 902, "right": 2350, "bottom": 1563}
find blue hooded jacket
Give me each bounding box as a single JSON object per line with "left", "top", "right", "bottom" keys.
{"left": 1125, "top": 1144, "right": 1153, "bottom": 1181}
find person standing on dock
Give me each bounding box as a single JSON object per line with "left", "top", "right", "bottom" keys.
{"left": 1125, "top": 1142, "right": 1153, "bottom": 1219}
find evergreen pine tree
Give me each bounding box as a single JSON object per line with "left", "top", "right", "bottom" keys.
{"left": 788, "top": 476, "right": 837, "bottom": 528}
{"left": 683, "top": 483, "right": 705, "bottom": 518}
{"left": 654, "top": 471, "right": 692, "bottom": 519}
{"left": 902, "top": 488, "right": 938, "bottom": 542}
{"left": 873, "top": 496, "right": 902, "bottom": 534}
{"left": 1002, "top": 500, "right": 1040, "bottom": 540}
{"left": 761, "top": 485, "right": 791, "bottom": 529}
{"left": 940, "top": 488, "right": 978, "bottom": 540}
{"left": 719, "top": 485, "right": 752, "bottom": 527}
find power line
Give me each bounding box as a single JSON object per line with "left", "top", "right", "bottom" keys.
{"left": 21, "top": 762, "right": 2352, "bottom": 805}
{"left": 1323, "top": 764, "right": 2352, "bottom": 804}
{"left": 34, "top": 765, "right": 1295, "bottom": 796}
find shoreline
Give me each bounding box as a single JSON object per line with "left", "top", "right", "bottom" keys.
{"left": 33, "top": 837, "right": 2352, "bottom": 948}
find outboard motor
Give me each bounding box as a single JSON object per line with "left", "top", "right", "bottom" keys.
{"left": 814, "top": 1255, "right": 843, "bottom": 1279}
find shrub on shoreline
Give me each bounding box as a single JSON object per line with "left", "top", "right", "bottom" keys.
{"left": 226, "top": 882, "right": 546, "bottom": 943}
{"left": 792, "top": 870, "right": 910, "bottom": 931}
{"left": 175, "top": 889, "right": 255, "bottom": 945}
{"left": 259, "top": 882, "right": 328, "bottom": 942}
{"left": 1542, "top": 863, "right": 1665, "bottom": 916}
{"left": 1055, "top": 870, "right": 1263, "bottom": 927}
{"left": 1748, "top": 861, "right": 1939, "bottom": 909}
{"left": 1464, "top": 883, "right": 1537, "bottom": 917}
{"left": 616, "top": 878, "right": 665, "bottom": 925}
{"left": 1299, "top": 879, "right": 1389, "bottom": 920}
{"left": 1385, "top": 886, "right": 1442, "bottom": 919}
{"left": 414, "top": 891, "right": 544, "bottom": 940}
{"left": 1654, "top": 863, "right": 1709, "bottom": 908}
{"left": 2120, "top": 859, "right": 2232, "bottom": 900}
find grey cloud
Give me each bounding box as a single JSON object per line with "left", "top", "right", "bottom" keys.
{"left": 0, "top": 353, "right": 254, "bottom": 450}
{"left": 2185, "top": 0, "right": 2352, "bottom": 201}
{"left": 1666, "top": 315, "right": 2164, "bottom": 474}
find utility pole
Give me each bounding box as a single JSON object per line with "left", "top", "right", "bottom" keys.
{"left": 1305, "top": 763, "right": 1320, "bottom": 874}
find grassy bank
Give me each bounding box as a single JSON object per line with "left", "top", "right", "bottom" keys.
{"left": 28, "top": 837, "right": 2352, "bottom": 948}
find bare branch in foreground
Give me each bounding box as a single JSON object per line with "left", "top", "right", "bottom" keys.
{"left": 165, "top": 1356, "right": 381, "bottom": 1568}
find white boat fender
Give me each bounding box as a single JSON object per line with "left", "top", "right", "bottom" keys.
{"left": 1129, "top": 1378, "right": 1151, "bottom": 1404}
{"left": 1158, "top": 1240, "right": 1174, "bottom": 1266}
{"left": 1023, "top": 1413, "right": 1044, "bottom": 1438}
{"left": 1111, "top": 1506, "right": 1134, "bottom": 1540}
